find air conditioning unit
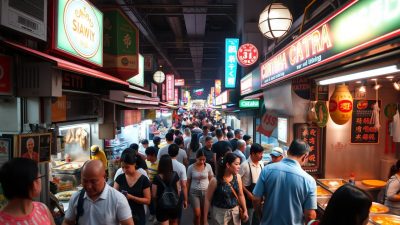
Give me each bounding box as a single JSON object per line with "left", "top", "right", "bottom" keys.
{"left": 0, "top": 0, "right": 47, "bottom": 41}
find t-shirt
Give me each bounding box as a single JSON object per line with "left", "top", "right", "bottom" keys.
{"left": 114, "top": 168, "right": 149, "bottom": 181}
{"left": 187, "top": 163, "right": 213, "bottom": 191}
{"left": 157, "top": 144, "right": 171, "bottom": 160}
{"left": 230, "top": 139, "right": 239, "bottom": 152}
{"left": 212, "top": 140, "right": 233, "bottom": 160}
{"left": 146, "top": 160, "right": 158, "bottom": 182}
{"left": 153, "top": 172, "right": 180, "bottom": 201}
{"left": 0, "top": 202, "right": 52, "bottom": 225}
{"left": 115, "top": 174, "right": 151, "bottom": 224}
{"left": 200, "top": 146, "right": 214, "bottom": 164}
{"left": 385, "top": 174, "right": 400, "bottom": 210}
{"left": 172, "top": 159, "right": 187, "bottom": 181}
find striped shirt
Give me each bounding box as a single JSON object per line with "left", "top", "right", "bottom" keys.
{"left": 0, "top": 201, "right": 52, "bottom": 225}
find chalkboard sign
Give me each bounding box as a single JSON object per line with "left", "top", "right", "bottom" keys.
{"left": 39, "top": 134, "right": 51, "bottom": 163}
{"left": 351, "top": 100, "right": 380, "bottom": 144}
{"left": 294, "top": 123, "right": 322, "bottom": 174}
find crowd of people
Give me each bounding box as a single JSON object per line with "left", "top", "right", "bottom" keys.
{"left": 0, "top": 110, "right": 400, "bottom": 225}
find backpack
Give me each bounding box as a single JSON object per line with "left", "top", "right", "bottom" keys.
{"left": 158, "top": 173, "right": 179, "bottom": 209}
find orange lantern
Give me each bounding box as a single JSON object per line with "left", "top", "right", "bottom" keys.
{"left": 329, "top": 84, "right": 353, "bottom": 125}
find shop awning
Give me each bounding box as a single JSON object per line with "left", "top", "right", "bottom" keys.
{"left": 3, "top": 40, "right": 129, "bottom": 86}
{"left": 102, "top": 98, "right": 160, "bottom": 110}
{"left": 159, "top": 102, "right": 178, "bottom": 109}
{"left": 109, "top": 90, "right": 159, "bottom": 105}
{"left": 243, "top": 92, "right": 263, "bottom": 100}
{"left": 128, "top": 85, "right": 152, "bottom": 94}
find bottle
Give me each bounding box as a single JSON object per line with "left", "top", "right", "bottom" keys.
{"left": 349, "top": 172, "right": 356, "bottom": 185}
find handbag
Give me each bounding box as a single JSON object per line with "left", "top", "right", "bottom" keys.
{"left": 224, "top": 177, "right": 247, "bottom": 221}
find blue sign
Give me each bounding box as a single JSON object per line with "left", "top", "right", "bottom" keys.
{"left": 225, "top": 38, "right": 239, "bottom": 88}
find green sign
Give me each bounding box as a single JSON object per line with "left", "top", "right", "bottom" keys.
{"left": 55, "top": 0, "right": 103, "bottom": 66}
{"left": 261, "top": 0, "right": 400, "bottom": 87}
{"left": 103, "top": 8, "right": 139, "bottom": 80}
{"left": 239, "top": 99, "right": 260, "bottom": 108}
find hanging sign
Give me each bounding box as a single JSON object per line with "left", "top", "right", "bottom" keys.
{"left": 215, "top": 80, "right": 221, "bottom": 96}
{"left": 162, "top": 83, "right": 166, "bottom": 102}
{"left": 237, "top": 43, "right": 259, "bottom": 67}
{"left": 143, "top": 54, "right": 155, "bottom": 71}
{"left": 174, "top": 88, "right": 179, "bottom": 105}
{"left": 225, "top": 38, "right": 239, "bottom": 88}
{"left": 215, "top": 90, "right": 229, "bottom": 106}
{"left": 127, "top": 54, "right": 144, "bottom": 87}
{"left": 0, "top": 56, "right": 12, "bottom": 95}
{"left": 166, "top": 74, "right": 174, "bottom": 101}
{"left": 239, "top": 99, "right": 260, "bottom": 108}
{"left": 260, "top": 0, "right": 400, "bottom": 87}
{"left": 315, "top": 101, "right": 329, "bottom": 127}
{"left": 351, "top": 100, "right": 380, "bottom": 144}
{"left": 257, "top": 110, "right": 278, "bottom": 137}
{"left": 294, "top": 123, "right": 322, "bottom": 174}
{"left": 240, "top": 73, "right": 253, "bottom": 95}
{"left": 54, "top": 0, "right": 103, "bottom": 66}
{"left": 175, "top": 79, "right": 185, "bottom": 86}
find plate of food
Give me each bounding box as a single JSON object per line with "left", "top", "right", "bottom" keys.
{"left": 370, "top": 202, "right": 389, "bottom": 214}
{"left": 317, "top": 186, "right": 331, "bottom": 196}
{"left": 370, "top": 214, "right": 400, "bottom": 225}
{"left": 55, "top": 190, "right": 77, "bottom": 201}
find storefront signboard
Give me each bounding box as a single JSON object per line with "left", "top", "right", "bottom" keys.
{"left": 239, "top": 99, "right": 260, "bottom": 108}
{"left": 127, "top": 54, "right": 144, "bottom": 87}
{"left": 294, "top": 123, "right": 322, "bottom": 174}
{"left": 166, "top": 74, "right": 174, "bottom": 101}
{"left": 225, "top": 38, "right": 239, "bottom": 88}
{"left": 215, "top": 90, "right": 229, "bottom": 106}
{"left": 237, "top": 43, "right": 259, "bottom": 67}
{"left": 103, "top": 8, "right": 139, "bottom": 80}
{"left": 54, "top": 0, "right": 103, "bottom": 66}
{"left": 215, "top": 80, "right": 221, "bottom": 96}
{"left": 351, "top": 100, "right": 380, "bottom": 144}
{"left": 261, "top": 0, "right": 400, "bottom": 87}
{"left": 175, "top": 79, "right": 185, "bottom": 86}
{"left": 241, "top": 73, "right": 253, "bottom": 95}
{"left": 0, "top": 56, "right": 12, "bottom": 95}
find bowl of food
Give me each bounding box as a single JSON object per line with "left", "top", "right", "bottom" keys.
{"left": 370, "top": 214, "right": 400, "bottom": 225}
{"left": 370, "top": 202, "right": 389, "bottom": 214}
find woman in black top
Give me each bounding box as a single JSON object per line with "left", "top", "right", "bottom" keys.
{"left": 204, "top": 153, "right": 248, "bottom": 225}
{"left": 114, "top": 151, "right": 151, "bottom": 225}
{"left": 152, "top": 155, "right": 180, "bottom": 225}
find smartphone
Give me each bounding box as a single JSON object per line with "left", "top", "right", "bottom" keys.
{"left": 121, "top": 190, "right": 128, "bottom": 196}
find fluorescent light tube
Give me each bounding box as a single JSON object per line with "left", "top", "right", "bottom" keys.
{"left": 318, "top": 65, "right": 399, "bottom": 85}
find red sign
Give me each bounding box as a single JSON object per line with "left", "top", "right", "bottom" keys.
{"left": 162, "top": 83, "right": 166, "bottom": 101}
{"left": 237, "top": 43, "right": 259, "bottom": 67}
{"left": 215, "top": 80, "right": 221, "bottom": 96}
{"left": 174, "top": 88, "right": 179, "bottom": 105}
{"left": 166, "top": 74, "right": 174, "bottom": 101}
{"left": 175, "top": 79, "right": 185, "bottom": 86}
{"left": 0, "top": 56, "right": 12, "bottom": 95}
{"left": 257, "top": 110, "right": 278, "bottom": 137}
{"left": 338, "top": 100, "right": 353, "bottom": 113}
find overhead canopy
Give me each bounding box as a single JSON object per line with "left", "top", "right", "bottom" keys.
{"left": 109, "top": 90, "right": 160, "bottom": 106}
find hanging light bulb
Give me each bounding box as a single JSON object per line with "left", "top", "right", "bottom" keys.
{"left": 374, "top": 84, "right": 382, "bottom": 90}
{"left": 393, "top": 81, "right": 400, "bottom": 91}
{"left": 359, "top": 85, "right": 366, "bottom": 93}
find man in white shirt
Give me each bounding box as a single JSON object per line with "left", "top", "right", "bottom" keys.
{"left": 239, "top": 144, "right": 264, "bottom": 225}
{"left": 233, "top": 140, "right": 247, "bottom": 164}
{"left": 157, "top": 132, "right": 174, "bottom": 160}
{"left": 63, "top": 160, "right": 134, "bottom": 225}
{"left": 183, "top": 128, "right": 192, "bottom": 151}
{"left": 174, "top": 136, "right": 189, "bottom": 167}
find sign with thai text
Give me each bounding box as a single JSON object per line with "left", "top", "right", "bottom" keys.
{"left": 166, "top": 74, "right": 174, "bottom": 101}
{"left": 237, "top": 43, "right": 259, "bottom": 67}
{"left": 175, "top": 79, "right": 185, "bottom": 86}
{"left": 55, "top": 0, "right": 103, "bottom": 66}
{"left": 225, "top": 38, "right": 239, "bottom": 88}
{"left": 260, "top": 0, "right": 400, "bottom": 87}
{"left": 239, "top": 99, "right": 260, "bottom": 108}
{"left": 215, "top": 80, "right": 221, "bottom": 96}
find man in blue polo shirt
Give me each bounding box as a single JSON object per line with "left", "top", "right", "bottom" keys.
{"left": 252, "top": 139, "right": 317, "bottom": 225}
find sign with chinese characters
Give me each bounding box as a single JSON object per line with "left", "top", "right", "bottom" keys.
{"left": 215, "top": 80, "right": 221, "bottom": 96}
{"left": 225, "top": 38, "right": 239, "bottom": 88}
{"left": 0, "top": 56, "right": 12, "bottom": 95}
{"left": 166, "top": 74, "right": 174, "bottom": 102}
{"left": 240, "top": 73, "right": 253, "bottom": 95}
{"left": 351, "top": 100, "right": 380, "bottom": 144}
{"left": 239, "top": 99, "right": 260, "bottom": 108}
{"left": 237, "top": 43, "right": 259, "bottom": 67}
{"left": 215, "top": 90, "right": 229, "bottom": 106}
{"left": 294, "top": 123, "right": 322, "bottom": 174}
{"left": 260, "top": 0, "right": 400, "bottom": 87}
{"left": 103, "top": 8, "right": 139, "bottom": 80}
{"left": 127, "top": 54, "right": 144, "bottom": 87}
{"left": 54, "top": 0, "right": 103, "bottom": 66}
{"left": 175, "top": 79, "right": 185, "bottom": 86}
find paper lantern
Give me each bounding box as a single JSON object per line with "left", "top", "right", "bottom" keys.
{"left": 258, "top": 3, "right": 293, "bottom": 39}
{"left": 329, "top": 84, "right": 353, "bottom": 125}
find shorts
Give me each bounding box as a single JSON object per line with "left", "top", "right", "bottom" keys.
{"left": 189, "top": 189, "right": 206, "bottom": 208}
{"left": 156, "top": 208, "right": 180, "bottom": 222}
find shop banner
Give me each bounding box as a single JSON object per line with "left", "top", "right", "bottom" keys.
{"left": 257, "top": 110, "right": 278, "bottom": 137}
{"left": 127, "top": 54, "right": 144, "bottom": 87}
{"left": 225, "top": 38, "right": 239, "bottom": 88}
{"left": 294, "top": 123, "right": 322, "bottom": 174}
{"left": 261, "top": 0, "right": 400, "bottom": 87}
{"left": 0, "top": 56, "right": 12, "bottom": 95}
{"left": 166, "top": 74, "right": 174, "bottom": 101}
{"left": 103, "top": 8, "right": 139, "bottom": 80}
{"left": 351, "top": 100, "right": 381, "bottom": 144}
{"left": 54, "top": 0, "right": 103, "bottom": 66}
{"left": 240, "top": 65, "right": 261, "bottom": 96}
{"left": 174, "top": 88, "right": 179, "bottom": 105}
{"left": 215, "top": 80, "right": 221, "bottom": 96}
{"left": 215, "top": 90, "right": 229, "bottom": 106}
{"left": 237, "top": 43, "right": 259, "bottom": 67}
{"left": 239, "top": 99, "right": 260, "bottom": 108}
{"left": 175, "top": 79, "right": 185, "bottom": 86}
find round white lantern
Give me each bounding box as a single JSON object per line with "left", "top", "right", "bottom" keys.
{"left": 153, "top": 70, "right": 165, "bottom": 84}
{"left": 258, "top": 3, "right": 293, "bottom": 39}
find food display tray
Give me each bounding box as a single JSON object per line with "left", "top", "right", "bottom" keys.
{"left": 317, "top": 178, "right": 348, "bottom": 191}
{"left": 52, "top": 163, "right": 82, "bottom": 174}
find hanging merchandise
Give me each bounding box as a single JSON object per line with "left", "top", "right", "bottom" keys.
{"left": 392, "top": 107, "right": 400, "bottom": 143}
{"left": 370, "top": 80, "right": 381, "bottom": 130}
{"left": 315, "top": 101, "right": 329, "bottom": 128}
{"left": 329, "top": 84, "right": 353, "bottom": 125}
{"left": 384, "top": 103, "right": 397, "bottom": 153}
{"left": 307, "top": 101, "right": 318, "bottom": 124}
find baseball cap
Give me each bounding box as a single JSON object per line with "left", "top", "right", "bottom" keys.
{"left": 270, "top": 147, "right": 283, "bottom": 157}
{"left": 90, "top": 145, "right": 99, "bottom": 153}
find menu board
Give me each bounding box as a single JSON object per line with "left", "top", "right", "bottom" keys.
{"left": 294, "top": 123, "right": 322, "bottom": 174}
{"left": 351, "top": 100, "right": 380, "bottom": 144}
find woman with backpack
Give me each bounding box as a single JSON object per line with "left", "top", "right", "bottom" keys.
{"left": 204, "top": 153, "right": 248, "bottom": 225}
{"left": 384, "top": 159, "right": 400, "bottom": 215}
{"left": 114, "top": 151, "right": 151, "bottom": 225}
{"left": 187, "top": 149, "right": 214, "bottom": 225}
{"left": 152, "top": 155, "right": 181, "bottom": 225}
{"left": 188, "top": 133, "right": 202, "bottom": 165}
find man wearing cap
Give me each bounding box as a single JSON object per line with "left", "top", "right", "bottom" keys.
{"left": 269, "top": 147, "right": 284, "bottom": 164}
{"left": 90, "top": 145, "right": 108, "bottom": 170}
{"left": 252, "top": 139, "right": 317, "bottom": 225}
